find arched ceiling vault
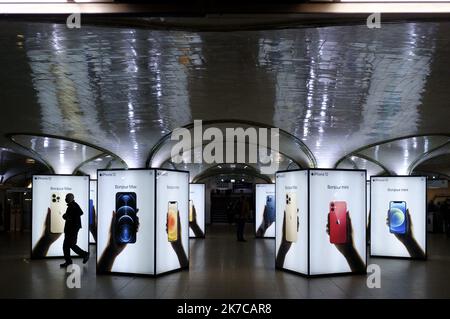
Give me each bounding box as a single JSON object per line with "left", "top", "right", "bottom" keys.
{"left": 335, "top": 134, "right": 450, "bottom": 176}
{"left": 147, "top": 120, "right": 314, "bottom": 181}
{"left": 0, "top": 146, "right": 50, "bottom": 187}
{"left": 8, "top": 133, "right": 127, "bottom": 177}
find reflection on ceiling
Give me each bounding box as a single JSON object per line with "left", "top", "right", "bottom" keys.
{"left": 0, "top": 20, "right": 450, "bottom": 179}
{"left": 336, "top": 155, "right": 386, "bottom": 178}
{"left": 336, "top": 135, "right": 450, "bottom": 176}
{"left": 75, "top": 153, "right": 128, "bottom": 179}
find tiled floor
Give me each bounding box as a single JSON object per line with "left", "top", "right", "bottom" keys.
{"left": 1, "top": 225, "right": 450, "bottom": 298}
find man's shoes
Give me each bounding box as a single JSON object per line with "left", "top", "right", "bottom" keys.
{"left": 83, "top": 252, "right": 90, "bottom": 264}
{"left": 60, "top": 262, "right": 72, "bottom": 268}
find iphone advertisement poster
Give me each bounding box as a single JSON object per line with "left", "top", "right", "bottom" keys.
{"left": 97, "top": 170, "right": 155, "bottom": 275}
{"left": 309, "top": 170, "right": 366, "bottom": 275}
{"left": 156, "top": 170, "right": 189, "bottom": 275}
{"left": 32, "top": 175, "right": 89, "bottom": 258}
{"left": 370, "top": 176, "right": 427, "bottom": 259}
{"left": 275, "top": 171, "right": 308, "bottom": 275}
{"left": 255, "top": 184, "right": 276, "bottom": 238}
{"left": 189, "top": 184, "right": 205, "bottom": 238}
{"left": 89, "top": 180, "right": 97, "bottom": 244}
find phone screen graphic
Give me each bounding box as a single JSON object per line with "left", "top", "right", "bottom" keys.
{"left": 266, "top": 195, "right": 275, "bottom": 224}
{"left": 285, "top": 192, "right": 298, "bottom": 243}
{"left": 189, "top": 200, "right": 193, "bottom": 223}
{"left": 168, "top": 201, "right": 178, "bottom": 242}
{"left": 89, "top": 199, "right": 94, "bottom": 227}
{"left": 329, "top": 201, "right": 348, "bottom": 244}
{"left": 50, "top": 192, "right": 66, "bottom": 234}
{"left": 389, "top": 201, "right": 407, "bottom": 234}
{"left": 115, "top": 192, "right": 137, "bottom": 244}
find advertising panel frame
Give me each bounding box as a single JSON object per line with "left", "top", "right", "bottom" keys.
{"left": 89, "top": 179, "right": 97, "bottom": 245}
{"left": 155, "top": 168, "right": 190, "bottom": 276}
{"left": 96, "top": 168, "right": 190, "bottom": 277}
{"left": 31, "top": 174, "right": 90, "bottom": 260}
{"left": 369, "top": 175, "right": 428, "bottom": 261}
{"left": 189, "top": 183, "right": 206, "bottom": 239}
{"left": 274, "top": 170, "right": 309, "bottom": 276}
{"left": 275, "top": 168, "right": 367, "bottom": 277}
{"left": 255, "top": 183, "right": 276, "bottom": 239}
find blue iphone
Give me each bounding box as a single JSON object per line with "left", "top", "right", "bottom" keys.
{"left": 89, "top": 199, "right": 94, "bottom": 227}
{"left": 115, "top": 192, "right": 138, "bottom": 244}
{"left": 266, "top": 195, "right": 275, "bottom": 224}
{"left": 389, "top": 201, "right": 407, "bottom": 234}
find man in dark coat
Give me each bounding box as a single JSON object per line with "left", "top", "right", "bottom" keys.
{"left": 60, "top": 193, "right": 89, "bottom": 268}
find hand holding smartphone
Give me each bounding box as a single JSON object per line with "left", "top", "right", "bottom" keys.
{"left": 50, "top": 192, "right": 66, "bottom": 234}
{"left": 189, "top": 200, "right": 194, "bottom": 223}
{"left": 266, "top": 195, "right": 275, "bottom": 225}
{"left": 168, "top": 201, "right": 178, "bottom": 242}
{"left": 115, "top": 192, "right": 138, "bottom": 244}
{"left": 285, "top": 192, "right": 298, "bottom": 243}
{"left": 328, "top": 201, "right": 348, "bottom": 244}
{"left": 388, "top": 201, "right": 407, "bottom": 234}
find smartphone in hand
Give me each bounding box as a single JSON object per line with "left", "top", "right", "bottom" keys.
{"left": 115, "top": 192, "right": 137, "bottom": 244}
{"left": 329, "top": 201, "right": 348, "bottom": 244}
{"left": 285, "top": 192, "right": 298, "bottom": 243}
{"left": 168, "top": 201, "right": 178, "bottom": 242}
{"left": 388, "top": 201, "right": 407, "bottom": 234}
{"left": 50, "top": 192, "right": 66, "bottom": 234}
{"left": 266, "top": 195, "right": 276, "bottom": 224}
{"left": 189, "top": 200, "right": 194, "bottom": 223}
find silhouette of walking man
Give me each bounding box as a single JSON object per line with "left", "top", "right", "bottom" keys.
{"left": 60, "top": 193, "right": 89, "bottom": 268}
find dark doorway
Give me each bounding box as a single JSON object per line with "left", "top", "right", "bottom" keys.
{"left": 210, "top": 179, "right": 254, "bottom": 225}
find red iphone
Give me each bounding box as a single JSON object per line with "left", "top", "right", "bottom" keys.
{"left": 328, "top": 201, "right": 348, "bottom": 244}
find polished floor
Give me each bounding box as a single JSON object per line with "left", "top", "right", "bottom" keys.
{"left": 1, "top": 225, "right": 450, "bottom": 298}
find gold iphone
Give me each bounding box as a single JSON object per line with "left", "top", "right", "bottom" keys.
{"left": 189, "top": 200, "right": 194, "bottom": 223}
{"left": 285, "top": 192, "right": 298, "bottom": 243}
{"left": 50, "top": 192, "right": 66, "bottom": 234}
{"left": 168, "top": 201, "right": 178, "bottom": 242}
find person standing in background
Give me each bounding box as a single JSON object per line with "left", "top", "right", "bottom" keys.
{"left": 236, "top": 196, "right": 250, "bottom": 242}
{"left": 444, "top": 199, "right": 450, "bottom": 237}
{"left": 439, "top": 201, "right": 448, "bottom": 233}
